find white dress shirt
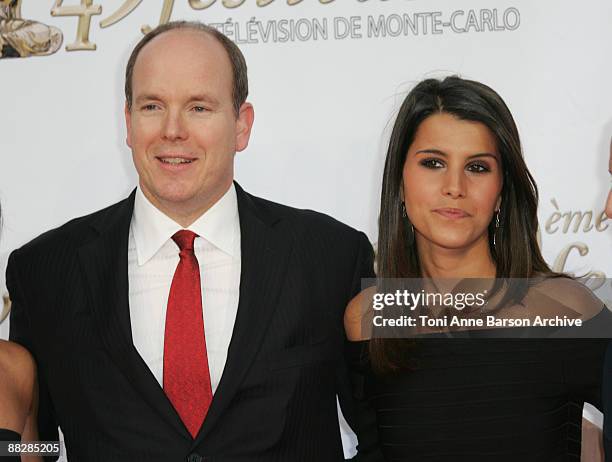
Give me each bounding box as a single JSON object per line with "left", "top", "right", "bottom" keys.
{"left": 128, "top": 184, "right": 241, "bottom": 394}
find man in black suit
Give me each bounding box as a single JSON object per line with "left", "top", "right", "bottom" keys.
{"left": 7, "top": 21, "right": 373, "bottom": 461}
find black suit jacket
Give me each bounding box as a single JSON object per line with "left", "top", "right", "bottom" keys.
{"left": 603, "top": 343, "right": 612, "bottom": 461}
{"left": 7, "top": 183, "right": 375, "bottom": 462}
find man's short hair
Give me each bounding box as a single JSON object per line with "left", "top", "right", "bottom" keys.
{"left": 124, "top": 21, "right": 248, "bottom": 116}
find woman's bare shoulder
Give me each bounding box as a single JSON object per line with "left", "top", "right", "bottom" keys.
{"left": 344, "top": 286, "right": 377, "bottom": 341}
{"left": 0, "top": 341, "right": 36, "bottom": 435}
{"left": 527, "top": 276, "right": 606, "bottom": 320}
{"left": 0, "top": 340, "right": 36, "bottom": 389}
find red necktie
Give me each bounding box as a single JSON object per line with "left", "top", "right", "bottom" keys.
{"left": 163, "top": 230, "right": 212, "bottom": 438}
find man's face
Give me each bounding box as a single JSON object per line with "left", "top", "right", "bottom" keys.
{"left": 125, "top": 30, "right": 253, "bottom": 224}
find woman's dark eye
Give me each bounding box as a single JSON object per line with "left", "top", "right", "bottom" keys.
{"left": 467, "top": 163, "right": 490, "bottom": 173}
{"left": 420, "top": 159, "right": 444, "bottom": 169}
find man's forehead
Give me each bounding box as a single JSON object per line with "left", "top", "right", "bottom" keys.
{"left": 135, "top": 29, "right": 228, "bottom": 71}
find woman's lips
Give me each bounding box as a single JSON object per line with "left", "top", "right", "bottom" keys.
{"left": 433, "top": 208, "right": 470, "bottom": 219}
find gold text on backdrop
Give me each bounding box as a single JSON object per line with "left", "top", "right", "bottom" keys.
{"left": 0, "top": 0, "right": 62, "bottom": 58}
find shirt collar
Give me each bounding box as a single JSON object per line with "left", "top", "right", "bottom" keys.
{"left": 131, "top": 184, "right": 240, "bottom": 266}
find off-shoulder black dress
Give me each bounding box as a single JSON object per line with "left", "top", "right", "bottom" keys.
{"left": 0, "top": 429, "right": 21, "bottom": 462}
{"left": 348, "top": 336, "right": 610, "bottom": 462}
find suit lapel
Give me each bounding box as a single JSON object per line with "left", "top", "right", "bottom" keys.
{"left": 194, "top": 183, "right": 293, "bottom": 445}
{"left": 77, "top": 190, "right": 190, "bottom": 440}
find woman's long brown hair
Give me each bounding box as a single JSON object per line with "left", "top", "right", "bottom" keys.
{"left": 371, "top": 76, "right": 554, "bottom": 373}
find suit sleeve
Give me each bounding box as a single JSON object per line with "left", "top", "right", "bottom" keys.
{"left": 602, "top": 343, "right": 612, "bottom": 462}
{"left": 349, "top": 232, "right": 375, "bottom": 298}
{"left": 338, "top": 231, "right": 375, "bottom": 424}
{"left": 7, "top": 250, "right": 59, "bottom": 460}
{"left": 337, "top": 233, "right": 384, "bottom": 461}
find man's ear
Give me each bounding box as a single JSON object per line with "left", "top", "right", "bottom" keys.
{"left": 124, "top": 102, "right": 133, "bottom": 149}
{"left": 235, "top": 102, "right": 255, "bottom": 152}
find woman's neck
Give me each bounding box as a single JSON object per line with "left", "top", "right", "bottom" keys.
{"left": 417, "top": 234, "right": 497, "bottom": 279}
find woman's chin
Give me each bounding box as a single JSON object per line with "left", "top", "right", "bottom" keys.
{"left": 419, "top": 232, "right": 483, "bottom": 252}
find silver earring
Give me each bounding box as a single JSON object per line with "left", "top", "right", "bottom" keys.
{"left": 493, "top": 210, "right": 500, "bottom": 248}
{"left": 401, "top": 202, "right": 415, "bottom": 244}
{"left": 401, "top": 202, "right": 414, "bottom": 233}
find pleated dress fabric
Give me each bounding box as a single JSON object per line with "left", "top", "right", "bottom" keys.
{"left": 350, "top": 338, "right": 608, "bottom": 462}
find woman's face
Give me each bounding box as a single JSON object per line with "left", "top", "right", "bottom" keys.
{"left": 402, "top": 112, "right": 503, "bottom": 251}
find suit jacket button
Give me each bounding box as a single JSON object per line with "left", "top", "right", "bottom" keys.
{"left": 186, "top": 454, "right": 203, "bottom": 462}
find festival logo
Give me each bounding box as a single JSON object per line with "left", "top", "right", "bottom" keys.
{"left": 0, "top": 0, "right": 63, "bottom": 58}
{"left": 0, "top": 1, "right": 522, "bottom": 54}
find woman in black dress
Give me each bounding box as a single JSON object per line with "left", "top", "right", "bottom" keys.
{"left": 344, "top": 76, "right": 609, "bottom": 461}
{"left": 0, "top": 339, "right": 39, "bottom": 461}
{"left": 0, "top": 204, "right": 40, "bottom": 461}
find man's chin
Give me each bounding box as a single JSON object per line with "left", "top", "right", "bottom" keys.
{"left": 143, "top": 185, "right": 198, "bottom": 208}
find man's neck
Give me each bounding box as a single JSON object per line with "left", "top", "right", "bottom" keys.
{"left": 140, "top": 183, "right": 233, "bottom": 228}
